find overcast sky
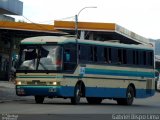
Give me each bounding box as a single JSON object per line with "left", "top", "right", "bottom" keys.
{"left": 17, "top": 0, "right": 160, "bottom": 39}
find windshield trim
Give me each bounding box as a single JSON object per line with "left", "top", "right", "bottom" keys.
{"left": 16, "top": 69, "right": 62, "bottom": 73}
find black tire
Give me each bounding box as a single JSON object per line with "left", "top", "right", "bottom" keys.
{"left": 87, "top": 97, "right": 103, "bottom": 104}
{"left": 35, "top": 96, "right": 45, "bottom": 104}
{"left": 71, "top": 84, "right": 82, "bottom": 105}
{"left": 117, "top": 86, "right": 134, "bottom": 105}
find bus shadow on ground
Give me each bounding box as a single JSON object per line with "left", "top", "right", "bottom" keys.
{"left": 17, "top": 98, "right": 160, "bottom": 109}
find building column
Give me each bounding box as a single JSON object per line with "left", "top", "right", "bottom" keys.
{"left": 80, "top": 31, "right": 85, "bottom": 39}
{"left": 8, "top": 36, "right": 14, "bottom": 80}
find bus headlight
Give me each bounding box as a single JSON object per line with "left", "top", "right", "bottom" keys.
{"left": 53, "top": 82, "right": 57, "bottom": 85}
{"left": 52, "top": 81, "right": 60, "bottom": 86}
{"left": 17, "top": 81, "right": 22, "bottom": 85}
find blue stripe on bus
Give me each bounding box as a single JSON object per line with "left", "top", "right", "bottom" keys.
{"left": 85, "top": 87, "right": 155, "bottom": 98}
{"left": 16, "top": 86, "right": 74, "bottom": 97}
{"left": 85, "top": 68, "right": 154, "bottom": 78}
{"left": 16, "top": 86, "right": 155, "bottom": 98}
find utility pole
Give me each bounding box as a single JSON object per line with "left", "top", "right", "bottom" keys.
{"left": 75, "top": 6, "right": 97, "bottom": 64}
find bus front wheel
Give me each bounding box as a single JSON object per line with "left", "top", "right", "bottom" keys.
{"left": 71, "top": 84, "right": 82, "bottom": 105}
{"left": 35, "top": 96, "right": 45, "bottom": 104}
{"left": 117, "top": 86, "right": 134, "bottom": 105}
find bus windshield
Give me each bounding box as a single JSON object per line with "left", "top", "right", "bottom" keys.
{"left": 17, "top": 45, "right": 62, "bottom": 72}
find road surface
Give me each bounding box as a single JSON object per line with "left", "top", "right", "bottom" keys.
{"left": 0, "top": 82, "right": 160, "bottom": 120}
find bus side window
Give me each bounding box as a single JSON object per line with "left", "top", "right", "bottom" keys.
{"left": 127, "top": 50, "right": 133, "bottom": 65}
{"left": 97, "top": 47, "right": 104, "bottom": 63}
{"left": 118, "top": 49, "right": 123, "bottom": 64}
{"left": 63, "top": 44, "right": 77, "bottom": 71}
{"left": 147, "top": 51, "right": 153, "bottom": 67}
{"left": 111, "top": 48, "right": 118, "bottom": 64}
{"left": 122, "top": 49, "right": 127, "bottom": 64}
{"left": 79, "top": 45, "right": 89, "bottom": 62}
{"left": 135, "top": 51, "right": 139, "bottom": 65}
{"left": 143, "top": 51, "right": 147, "bottom": 65}
{"left": 88, "top": 46, "right": 94, "bottom": 62}
{"left": 104, "top": 47, "right": 111, "bottom": 63}
{"left": 64, "top": 50, "right": 71, "bottom": 62}
{"left": 133, "top": 50, "right": 138, "bottom": 65}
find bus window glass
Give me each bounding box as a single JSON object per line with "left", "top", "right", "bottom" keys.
{"left": 97, "top": 47, "right": 104, "bottom": 63}
{"left": 93, "top": 46, "right": 97, "bottom": 62}
{"left": 122, "top": 49, "right": 127, "bottom": 64}
{"left": 118, "top": 49, "right": 123, "bottom": 64}
{"left": 79, "top": 45, "right": 89, "bottom": 62}
{"left": 18, "top": 45, "right": 62, "bottom": 71}
{"left": 64, "top": 50, "right": 71, "bottom": 62}
{"left": 136, "top": 51, "right": 139, "bottom": 65}
{"left": 111, "top": 48, "right": 118, "bottom": 64}
{"left": 147, "top": 51, "right": 153, "bottom": 66}
{"left": 104, "top": 47, "right": 111, "bottom": 63}
{"left": 127, "top": 50, "right": 133, "bottom": 65}
{"left": 88, "top": 46, "right": 94, "bottom": 62}
{"left": 63, "top": 45, "right": 77, "bottom": 71}
{"left": 143, "top": 51, "right": 147, "bottom": 65}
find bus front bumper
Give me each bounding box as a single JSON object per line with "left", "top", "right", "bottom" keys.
{"left": 16, "top": 85, "right": 74, "bottom": 97}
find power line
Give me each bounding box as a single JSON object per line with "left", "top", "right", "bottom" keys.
{"left": 2, "top": 14, "right": 48, "bottom": 30}
{"left": 26, "top": 15, "right": 75, "bottom": 24}
{"left": 56, "top": 15, "right": 75, "bottom": 21}
{"left": 38, "top": 20, "right": 55, "bottom": 24}
{"left": 22, "top": 15, "right": 37, "bottom": 24}
{"left": 21, "top": 15, "right": 56, "bottom": 32}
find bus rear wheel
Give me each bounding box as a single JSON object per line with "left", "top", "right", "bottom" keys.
{"left": 117, "top": 86, "right": 134, "bottom": 105}
{"left": 35, "top": 96, "right": 45, "bottom": 104}
{"left": 86, "top": 97, "right": 103, "bottom": 104}
{"left": 71, "top": 84, "right": 82, "bottom": 105}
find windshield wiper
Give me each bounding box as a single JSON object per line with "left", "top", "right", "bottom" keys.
{"left": 36, "top": 48, "right": 49, "bottom": 74}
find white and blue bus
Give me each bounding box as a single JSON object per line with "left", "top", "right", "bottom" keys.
{"left": 16, "top": 36, "right": 155, "bottom": 105}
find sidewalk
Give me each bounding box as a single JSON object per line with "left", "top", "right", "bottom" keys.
{"left": 0, "top": 81, "right": 15, "bottom": 89}
{"left": 0, "top": 81, "right": 32, "bottom": 103}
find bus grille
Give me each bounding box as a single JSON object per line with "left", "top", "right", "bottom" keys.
{"left": 27, "top": 81, "right": 46, "bottom": 85}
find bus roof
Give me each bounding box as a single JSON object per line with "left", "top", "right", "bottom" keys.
{"left": 21, "top": 36, "right": 153, "bottom": 50}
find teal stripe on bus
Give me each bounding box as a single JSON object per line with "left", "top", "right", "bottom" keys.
{"left": 21, "top": 42, "right": 46, "bottom": 44}
{"left": 85, "top": 68, "right": 154, "bottom": 78}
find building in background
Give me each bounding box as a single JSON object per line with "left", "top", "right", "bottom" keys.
{"left": 0, "top": 0, "right": 23, "bottom": 15}
{"left": 0, "top": 15, "right": 15, "bottom": 21}
{"left": 0, "top": 0, "right": 23, "bottom": 80}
